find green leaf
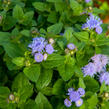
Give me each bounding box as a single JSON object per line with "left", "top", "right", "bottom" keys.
{"left": 84, "top": 76, "right": 99, "bottom": 93}
{"left": 3, "top": 43, "right": 24, "bottom": 58}
{"left": 0, "top": 87, "right": 10, "bottom": 108}
{"left": 47, "top": 12, "right": 57, "bottom": 23}
{"left": 73, "top": 32, "right": 89, "bottom": 42}
{"left": 36, "top": 69, "right": 53, "bottom": 90}
{"left": 79, "top": 78, "right": 86, "bottom": 89}
{"left": 57, "top": 57, "right": 75, "bottom": 81}
{"left": 70, "top": 0, "right": 83, "bottom": 15}
{"left": 35, "top": 92, "right": 53, "bottom": 109}
{"left": 20, "top": 30, "right": 30, "bottom": 37}
{"left": 47, "top": 23, "right": 63, "bottom": 34}
{"left": 47, "top": 0, "right": 63, "bottom": 2}
{"left": 64, "top": 27, "right": 74, "bottom": 42}
{"left": 13, "top": 5, "right": 24, "bottom": 20}
{"left": 3, "top": 16, "right": 17, "bottom": 31}
{"left": 12, "top": 57, "right": 25, "bottom": 67}
{"left": 42, "top": 53, "right": 65, "bottom": 69}
{"left": 12, "top": 73, "right": 33, "bottom": 104}
{"left": 22, "top": 11, "right": 34, "bottom": 25}
{"left": 101, "top": 101, "right": 109, "bottom": 109}
{"left": 0, "top": 32, "right": 10, "bottom": 45}
{"left": 100, "top": 81, "right": 107, "bottom": 94}
{"left": 33, "top": 2, "right": 50, "bottom": 12}
{"left": 87, "top": 94, "right": 98, "bottom": 109}
{"left": 53, "top": 79, "right": 65, "bottom": 95}
{"left": 24, "top": 64, "right": 40, "bottom": 82}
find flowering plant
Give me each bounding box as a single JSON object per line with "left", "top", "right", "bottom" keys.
{"left": 0, "top": 0, "right": 109, "bottom": 109}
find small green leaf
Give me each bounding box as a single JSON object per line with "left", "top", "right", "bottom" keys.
{"left": 100, "top": 82, "right": 107, "bottom": 94}
{"left": 47, "top": 23, "right": 63, "bottom": 34}
{"left": 24, "top": 64, "right": 40, "bottom": 82}
{"left": 79, "top": 78, "right": 86, "bottom": 89}
{"left": 20, "top": 30, "right": 30, "bottom": 37}
{"left": 13, "top": 5, "right": 24, "bottom": 20}
{"left": 12, "top": 57, "right": 25, "bottom": 67}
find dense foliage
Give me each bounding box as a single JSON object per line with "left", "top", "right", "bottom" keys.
{"left": 0, "top": 0, "right": 109, "bottom": 109}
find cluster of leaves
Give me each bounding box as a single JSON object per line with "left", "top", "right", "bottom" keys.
{"left": 0, "top": 0, "right": 109, "bottom": 109}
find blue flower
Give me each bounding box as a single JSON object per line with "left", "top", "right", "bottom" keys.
{"left": 45, "top": 44, "right": 54, "bottom": 54}
{"left": 77, "top": 88, "right": 85, "bottom": 97}
{"left": 99, "top": 72, "right": 109, "bottom": 85}
{"left": 64, "top": 98, "right": 72, "bottom": 107}
{"left": 34, "top": 53, "right": 44, "bottom": 62}
{"left": 67, "top": 88, "right": 74, "bottom": 95}
{"left": 75, "top": 98, "right": 83, "bottom": 107}
{"left": 67, "top": 43, "right": 76, "bottom": 50}
{"left": 82, "top": 62, "right": 97, "bottom": 77}
{"left": 95, "top": 26, "right": 103, "bottom": 34}
{"left": 82, "top": 14, "right": 102, "bottom": 34}
{"left": 28, "top": 37, "right": 47, "bottom": 54}
{"left": 69, "top": 91, "right": 80, "bottom": 102}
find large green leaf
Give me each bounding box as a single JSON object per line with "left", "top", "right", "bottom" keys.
{"left": 57, "top": 57, "right": 75, "bottom": 81}
{"left": 84, "top": 76, "right": 100, "bottom": 93}
{"left": 24, "top": 64, "right": 40, "bottom": 82}
{"left": 36, "top": 69, "right": 53, "bottom": 90}
{"left": 35, "top": 92, "right": 53, "bottom": 109}
{"left": 73, "top": 32, "right": 89, "bottom": 42}
{"left": 3, "top": 42, "right": 24, "bottom": 58}
{"left": 87, "top": 94, "right": 98, "bottom": 109}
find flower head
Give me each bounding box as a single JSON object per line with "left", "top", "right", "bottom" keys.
{"left": 99, "top": 72, "right": 109, "bottom": 85}
{"left": 69, "top": 91, "right": 80, "bottom": 102}
{"left": 45, "top": 44, "right": 54, "bottom": 54}
{"left": 67, "top": 88, "right": 74, "bottom": 95}
{"left": 67, "top": 43, "right": 76, "bottom": 50}
{"left": 28, "top": 37, "right": 47, "bottom": 54}
{"left": 34, "top": 53, "right": 43, "bottom": 62}
{"left": 82, "top": 62, "right": 97, "bottom": 77}
{"left": 43, "top": 53, "right": 48, "bottom": 60}
{"left": 95, "top": 26, "right": 102, "bottom": 34}
{"left": 77, "top": 88, "right": 85, "bottom": 97}
{"left": 64, "top": 98, "right": 72, "bottom": 107}
{"left": 85, "top": 0, "right": 91, "bottom": 3}
{"left": 82, "top": 14, "right": 102, "bottom": 34}
{"left": 75, "top": 98, "right": 83, "bottom": 107}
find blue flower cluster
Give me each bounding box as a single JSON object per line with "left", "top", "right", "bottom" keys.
{"left": 28, "top": 37, "right": 54, "bottom": 62}
{"left": 82, "top": 54, "right": 109, "bottom": 85}
{"left": 85, "top": 0, "right": 91, "bottom": 3}
{"left": 64, "top": 87, "right": 85, "bottom": 107}
{"left": 82, "top": 54, "right": 109, "bottom": 77}
{"left": 67, "top": 43, "right": 76, "bottom": 50}
{"left": 82, "top": 14, "right": 103, "bottom": 34}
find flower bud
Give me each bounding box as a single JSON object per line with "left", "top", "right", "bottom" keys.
{"left": 43, "top": 53, "right": 48, "bottom": 60}
{"left": 49, "top": 38, "right": 54, "bottom": 44}
{"left": 65, "top": 48, "right": 70, "bottom": 54}
{"left": 104, "top": 92, "right": 109, "bottom": 98}
{"left": 9, "top": 94, "right": 14, "bottom": 101}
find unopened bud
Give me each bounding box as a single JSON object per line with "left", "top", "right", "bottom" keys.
{"left": 104, "top": 92, "right": 109, "bottom": 98}
{"left": 49, "top": 38, "right": 54, "bottom": 44}
{"left": 65, "top": 48, "right": 70, "bottom": 54}
{"left": 9, "top": 94, "right": 14, "bottom": 101}
{"left": 43, "top": 53, "right": 48, "bottom": 60}
{"left": 89, "top": 7, "right": 93, "bottom": 11}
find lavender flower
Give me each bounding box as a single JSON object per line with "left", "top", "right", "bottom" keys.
{"left": 75, "top": 98, "right": 83, "bottom": 107}
{"left": 45, "top": 44, "right": 54, "bottom": 54}
{"left": 82, "top": 62, "right": 97, "bottom": 77}
{"left": 95, "top": 26, "right": 103, "bottom": 34}
{"left": 28, "top": 37, "right": 47, "bottom": 54}
{"left": 82, "top": 14, "right": 102, "bottom": 34}
{"left": 34, "top": 53, "right": 43, "bottom": 62}
{"left": 99, "top": 72, "right": 109, "bottom": 85}
{"left": 64, "top": 98, "right": 72, "bottom": 107}
{"left": 77, "top": 88, "right": 85, "bottom": 97}
{"left": 69, "top": 91, "right": 80, "bottom": 102}
{"left": 85, "top": 0, "right": 91, "bottom": 3}
{"left": 67, "top": 43, "right": 76, "bottom": 50}
{"left": 67, "top": 88, "right": 74, "bottom": 95}
{"left": 43, "top": 53, "right": 48, "bottom": 60}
